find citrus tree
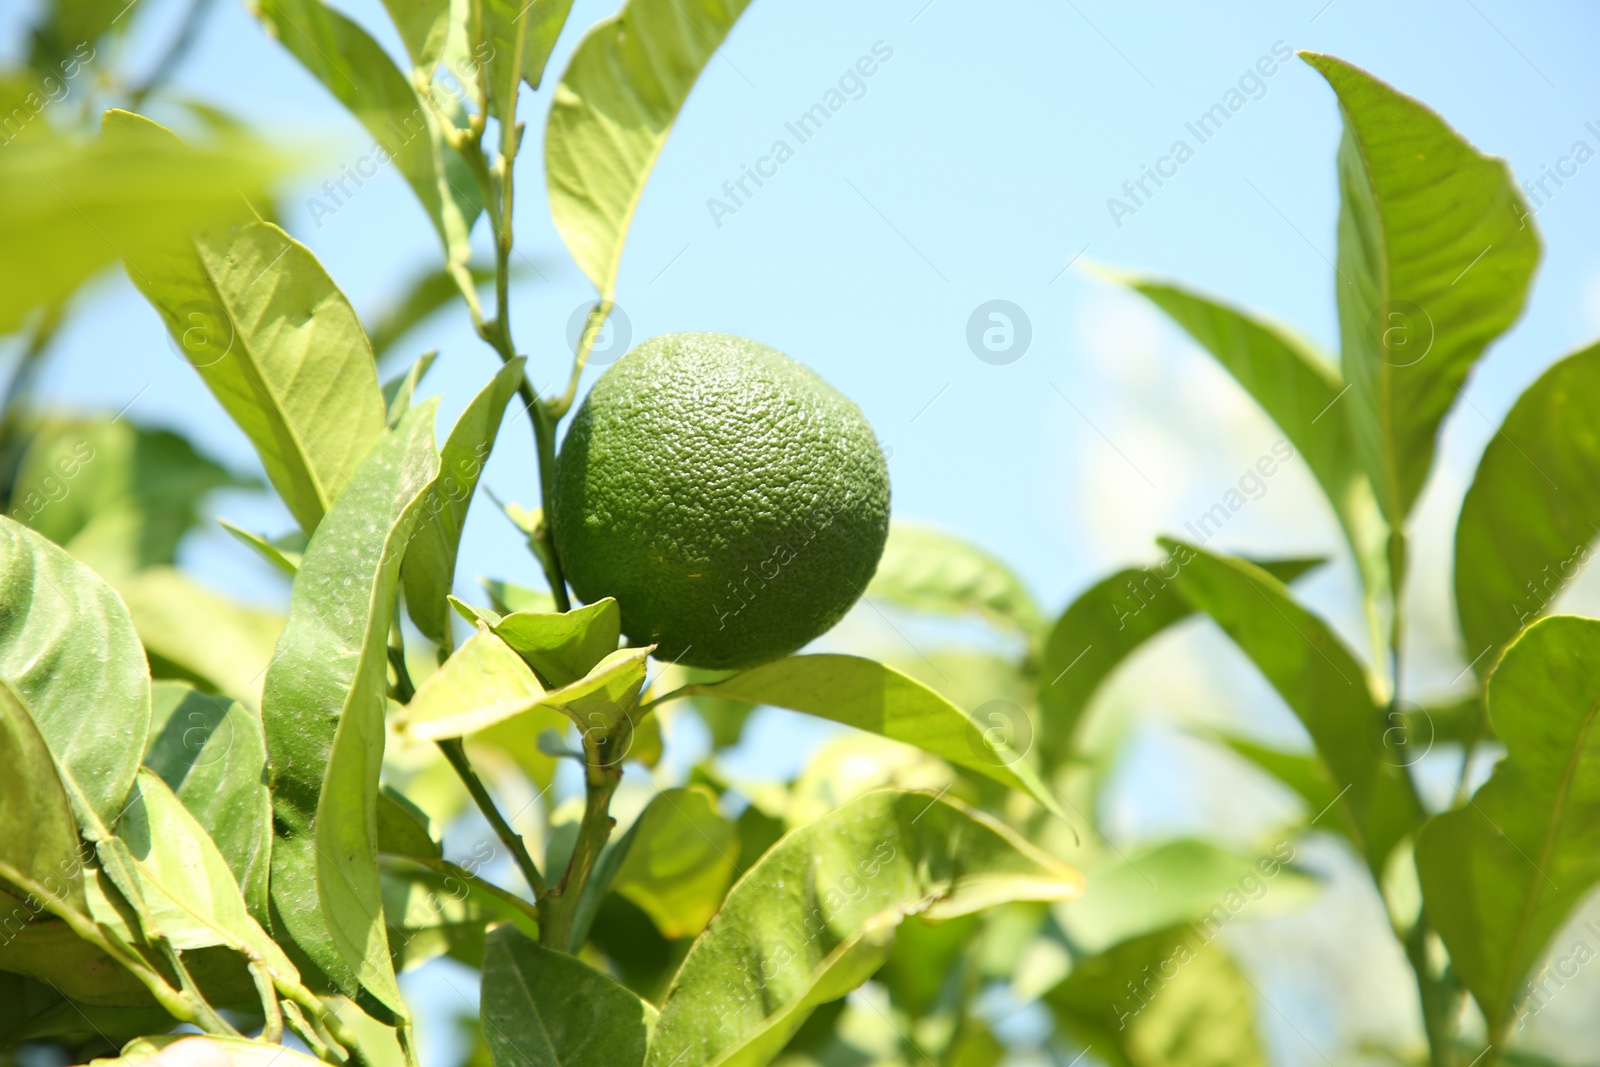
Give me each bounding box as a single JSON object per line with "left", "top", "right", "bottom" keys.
{"left": 0, "top": 3, "right": 1595, "bottom": 1067}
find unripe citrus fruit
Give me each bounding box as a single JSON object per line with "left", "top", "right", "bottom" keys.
{"left": 552, "top": 333, "right": 890, "bottom": 670}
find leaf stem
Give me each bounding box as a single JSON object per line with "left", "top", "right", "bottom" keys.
{"left": 435, "top": 737, "right": 546, "bottom": 895}
{"left": 537, "top": 725, "right": 624, "bottom": 952}
{"left": 405, "top": 856, "right": 542, "bottom": 927}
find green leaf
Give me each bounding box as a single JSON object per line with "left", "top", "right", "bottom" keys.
{"left": 1120, "top": 277, "right": 1389, "bottom": 634}
{"left": 366, "top": 265, "right": 494, "bottom": 359}
{"left": 1158, "top": 540, "right": 1417, "bottom": 869}
{"left": 382, "top": 866, "right": 491, "bottom": 972}
{"left": 0, "top": 676, "right": 87, "bottom": 916}
{"left": 11, "top": 418, "right": 247, "bottom": 577}
{"left": 866, "top": 522, "right": 1041, "bottom": 635}
{"left": 1210, "top": 732, "right": 1340, "bottom": 819}
{"left": 105, "top": 111, "right": 389, "bottom": 536}
{"left": 481, "top": 927, "right": 656, "bottom": 1067}
{"left": 693, "top": 654, "right": 1060, "bottom": 815}
{"left": 493, "top": 596, "right": 622, "bottom": 686}
{"left": 116, "top": 568, "right": 285, "bottom": 708}
{"left": 1302, "top": 51, "right": 1540, "bottom": 523}
{"left": 480, "top": 0, "right": 577, "bottom": 140}
{"left": 612, "top": 786, "right": 738, "bottom": 939}
{"left": 647, "top": 789, "right": 1082, "bottom": 1067}
{"left": 254, "top": 0, "right": 478, "bottom": 258}
{"left": 382, "top": 349, "right": 438, "bottom": 425}
{"left": 401, "top": 358, "right": 525, "bottom": 644}
{"left": 1415, "top": 615, "right": 1600, "bottom": 1035}
{"left": 1454, "top": 340, "right": 1600, "bottom": 676}
{"left": 100, "top": 1035, "right": 328, "bottom": 1067}
{"left": 377, "top": 786, "right": 441, "bottom": 861}
{"left": 143, "top": 683, "right": 273, "bottom": 926}
{"left": 0, "top": 516, "right": 150, "bottom": 834}
{"left": 545, "top": 0, "right": 753, "bottom": 295}
{"left": 1046, "top": 929, "right": 1268, "bottom": 1067}
{"left": 262, "top": 403, "right": 441, "bottom": 1007}
{"left": 103, "top": 769, "right": 298, "bottom": 985}
{"left": 218, "top": 520, "right": 305, "bottom": 577}
{"left": 1056, "top": 838, "right": 1316, "bottom": 955}
{"left": 481, "top": 577, "right": 556, "bottom": 615}
{"left": 0, "top": 917, "right": 156, "bottom": 1009}
{"left": 1036, "top": 556, "right": 1322, "bottom": 767}
{"left": 0, "top": 122, "right": 282, "bottom": 335}
{"left": 401, "top": 623, "right": 545, "bottom": 731}
{"left": 380, "top": 0, "right": 452, "bottom": 72}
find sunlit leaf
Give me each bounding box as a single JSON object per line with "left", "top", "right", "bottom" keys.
{"left": 382, "top": 349, "right": 437, "bottom": 425}
{"left": 648, "top": 789, "right": 1082, "bottom": 1067}
{"left": 482, "top": 927, "right": 656, "bottom": 1067}
{"left": 217, "top": 520, "right": 305, "bottom": 577}
{"left": 1303, "top": 51, "right": 1539, "bottom": 524}
{"left": 1121, "top": 276, "right": 1388, "bottom": 637}
{"left": 494, "top": 596, "right": 621, "bottom": 686}
{"left": 142, "top": 683, "right": 272, "bottom": 926}
{"left": 611, "top": 786, "right": 738, "bottom": 939}
{"left": 402, "top": 358, "right": 525, "bottom": 644}
{"left": 545, "top": 0, "right": 753, "bottom": 294}
{"left": 1036, "top": 556, "right": 1321, "bottom": 767}
{"left": 1159, "top": 540, "right": 1417, "bottom": 870}
{"left": 693, "top": 654, "right": 1062, "bottom": 815}
{"left": 867, "top": 522, "right": 1041, "bottom": 635}
{"left": 0, "top": 516, "right": 149, "bottom": 833}
{"left": 262, "top": 403, "right": 440, "bottom": 1009}
{"left": 1416, "top": 615, "right": 1600, "bottom": 1035}
{"left": 0, "top": 676, "right": 87, "bottom": 915}
{"left": 1454, "top": 339, "right": 1600, "bottom": 678}
{"left": 106, "top": 111, "right": 389, "bottom": 536}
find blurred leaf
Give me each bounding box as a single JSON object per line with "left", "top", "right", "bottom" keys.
{"left": 695, "top": 654, "right": 1061, "bottom": 815}
{"left": 218, "top": 520, "right": 305, "bottom": 577}
{"left": 106, "top": 111, "right": 389, "bottom": 536}
{"left": 1210, "top": 732, "right": 1340, "bottom": 819}
{"left": 787, "top": 733, "right": 955, "bottom": 830}
{"left": 1036, "top": 556, "right": 1322, "bottom": 767}
{"left": 1303, "top": 52, "right": 1539, "bottom": 524}
{"left": 877, "top": 912, "right": 978, "bottom": 1020}
{"left": 481, "top": 927, "right": 656, "bottom": 1067}
{"left": 611, "top": 786, "right": 738, "bottom": 939}
{"left": 493, "top": 596, "right": 621, "bottom": 686}
{"left": 97, "top": 1035, "right": 328, "bottom": 1067}
{"left": 1121, "top": 277, "right": 1388, "bottom": 636}
{"left": 0, "top": 516, "right": 149, "bottom": 833}
{"left": 367, "top": 265, "right": 493, "bottom": 359}
{"left": 402, "top": 358, "right": 524, "bottom": 644}
{"left": 143, "top": 683, "right": 272, "bottom": 926}
{"left": 0, "top": 675, "right": 87, "bottom": 915}
{"left": 12, "top": 418, "right": 247, "bottom": 576}
{"left": 1057, "top": 838, "right": 1316, "bottom": 955}
{"left": 0, "top": 916, "right": 154, "bottom": 1008}
{"left": 1454, "top": 339, "right": 1600, "bottom": 679}
{"left": 1046, "top": 929, "right": 1267, "bottom": 1067}
{"left": 481, "top": 576, "right": 555, "bottom": 614}
{"left": 0, "top": 122, "right": 282, "bottom": 335}
{"left": 1416, "top": 615, "right": 1600, "bottom": 1036}
{"left": 648, "top": 790, "right": 1083, "bottom": 1067}
{"left": 262, "top": 403, "right": 439, "bottom": 1008}
{"left": 382, "top": 349, "right": 437, "bottom": 424}
{"left": 545, "top": 0, "right": 753, "bottom": 295}
{"left": 116, "top": 567, "right": 284, "bottom": 708}
{"left": 867, "top": 522, "right": 1041, "bottom": 635}
{"left": 1160, "top": 540, "right": 1418, "bottom": 870}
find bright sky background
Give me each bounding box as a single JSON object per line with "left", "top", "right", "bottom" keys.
{"left": 9, "top": 0, "right": 1600, "bottom": 1062}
